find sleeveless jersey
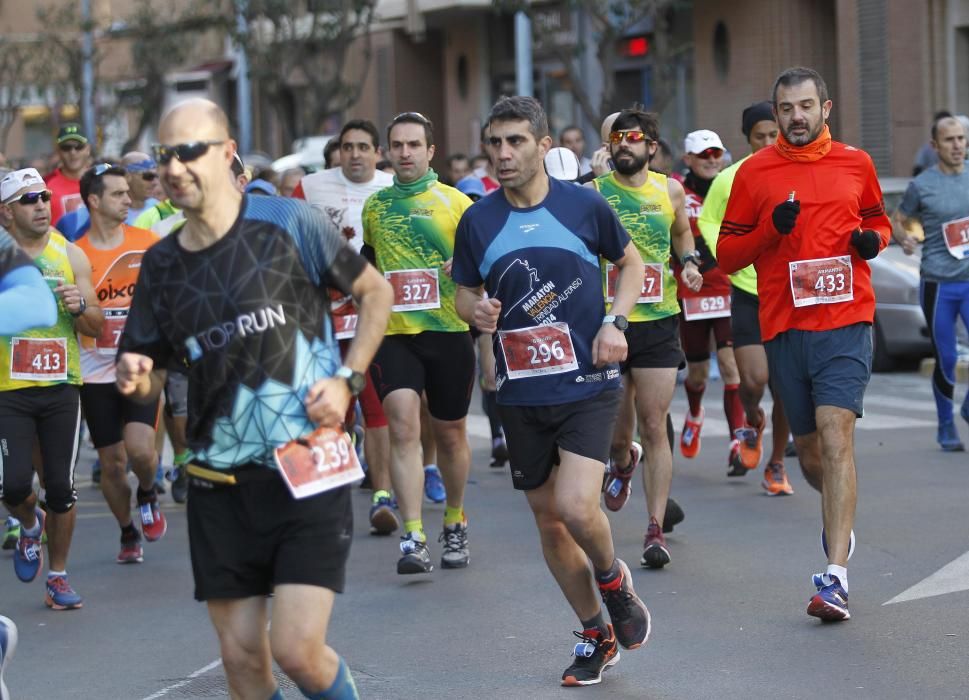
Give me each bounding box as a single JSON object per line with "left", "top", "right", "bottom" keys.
{"left": 0, "top": 231, "right": 82, "bottom": 391}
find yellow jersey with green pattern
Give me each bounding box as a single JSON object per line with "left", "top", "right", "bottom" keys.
{"left": 0, "top": 231, "right": 82, "bottom": 391}
{"left": 362, "top": 173, "right": 471, "bottom": 335}
{"left": 594, "top": 170, "right": 680, "bottom": 322}
{"left": 697, "top": 155, "right": 757, "bottom": 296}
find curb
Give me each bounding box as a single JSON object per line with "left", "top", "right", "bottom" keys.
{"left": 919, "top": 358, "right": 969, "bottom": 382}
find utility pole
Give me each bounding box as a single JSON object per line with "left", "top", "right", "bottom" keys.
{"left": 235, "top": 0, "right": 252, "bottom": 154}
{"left": 515, "top": 11, "right": 533, "bottom": 97}
{"left": 80, "top": 0, "right": 95, "bottom": 142}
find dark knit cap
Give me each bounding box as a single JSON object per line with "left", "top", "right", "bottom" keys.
{"left": 741, "top": 101, "right": 775, "bottom": 138}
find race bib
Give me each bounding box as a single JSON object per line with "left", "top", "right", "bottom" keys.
{"left": 273, "top": 426, "right": 364, "bottom": 500}
{"left": 333, "top": 314, "right": 358, "bottom": 340}
{"left": 96, "top": 308, "right": 128, "bottom": 355}
{"left": 682, "top": 294, "right": 731, "bottom": 320}
{"left": 498, "top": 322, "right": 579, "bottom": 380}
{"left": 605, "top": 263, "right": 664, "bottom": 304}
{"left": 942, "top": 217, "right": 969, "bottom": 259}
{"left": 10, "top": 337, "right": 68, "bottom": 381}
{"left": 386, "top": 269, "right": 441, "bottom": 312}
{"left": 789, "top": 256, "right": 854, "bottom": 308}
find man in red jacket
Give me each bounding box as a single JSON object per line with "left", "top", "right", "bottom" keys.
{"left": 719, "top": 67, "right": 891, "bottom": 622}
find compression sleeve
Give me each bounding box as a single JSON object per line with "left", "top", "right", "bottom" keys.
{"left": 0, "top": 265, "right": 57, "bottom": 334}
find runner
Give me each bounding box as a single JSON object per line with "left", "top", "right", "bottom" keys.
{"left": 45, "top": 124, "right": 91, "bottom": 226}
{"left": 293, "top": 119, "right": 399, "bottom": 534}
{"left": 593, "top": 108, "right": 703, "bottom": 570}
{"left": 894, "top": 115, "right": 969, "bottom": 451}
{"left": 697, "top": 102, "right": 795, "bottom": 493}
{"left": 0, "top": 167, "right": 102, "bottom": 610}
{"left": 362, "top": 112, "right": 476, "bottom": 574}
{"left": 117, "top": 98, "right": 391, "bottom": 700}
{"left": 454, "top": 95, "right": 651, "bottom": 686}
{"left": 719, "top": 67, "right": 891, "bottom": 621}
{"left": 673, "top": 129, "right": 746, "bottom": 474}
{"left": 74, "top": 164, "right": 167, "bottom": 564}
{"left": 121, "top": 152, "right": 162, "bottom": 224}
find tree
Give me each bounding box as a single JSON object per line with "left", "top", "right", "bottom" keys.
{"left": 0, "top": 40, "right": 36, "bottom": 155}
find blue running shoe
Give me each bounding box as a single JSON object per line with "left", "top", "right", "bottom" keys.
{"left": 937, "top": 420, "right": 965, "bottom": 452}
{"left": 0, "top": 614, "right": 18, "bottom": 700}
{"left": 807, "top": 573, "right": 850, "bottom": 621}
{"left": 821, "top": 527, "right": 855, "bottom": 561}
{"left": 45, "top": 574, "right": 83, "bottom": 610}
{"left": 423, "top": 465, "right": 446, "bottom": 503}
{"left": 13, "top": 509, "right": 44, "bottom": 583}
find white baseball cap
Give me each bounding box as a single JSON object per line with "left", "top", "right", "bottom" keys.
{"left": 544, "top": 147, "right": 581, "bottom": 181}
{"left": 1, "top": 168, "right": 46, "bottom": 204}
{"left": 684, "top": 130, "right": 725, "bottom": 155}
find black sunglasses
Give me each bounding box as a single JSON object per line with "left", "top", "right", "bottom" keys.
{"left": 141, "top": 172, "right": 159, "bottom": 181}
{"left": 10, "top": 190, "right": 52, "bottom": 206}
{"left": 152, "top": 140, "right": 225, "bottom": 166}
{"left": 59, "top": 142, "right": 86, "bottom": 152}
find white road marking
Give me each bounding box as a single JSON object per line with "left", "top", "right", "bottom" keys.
{"left": 139, "top": 659, "right": 223, "bottom": 700}
{"left": 883, "top": 550, "right": 969, "bottom": 605}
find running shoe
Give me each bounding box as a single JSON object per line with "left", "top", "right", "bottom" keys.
{"left": 397, "top": 533, "right": 433, "bottom": 575}
{"left": 2, "top": 518, "right": 19, "bottom": 551}
{"left": 170, "top": 467, "right": 189, "bottom": 504}
{"left": 761, "top": 461, "right": 794, "bottom": 496}
{"left": 821, "top": 527, "right": 856, "bottom": 561}
{"left": 735, "top": 407, "right": 766, "bottom": 469}
{"left": 807, "top": 573, "right": 850, "bottom": 621}
{"left": 784, "top": 438, "right": 798, "bottom": 458}
{"left": 369, "top": 494, "right": 399, "bottom": 536}
{"left": 640, "top": 517, "right": 671, "bottom": 569}
{"left": 0, "top": 614, "right": 18, "bottom": 700}
{"left": 490, "top": 437, "right": 509, "bottom": 468}
{"left": 13, "top": 509, "right": 44, "bottom": 583}
{"left": 137, "top": 490, "right": 167, "bottom": 542}
{"left": 117, "top": 531, "right": 144, "bottom": 564}
{"left": 439, "top": 519, "right": 470, "bottom": 569}
{"left": 726, "top": 439, "right": 747, "bottom": 477}
{"left": 153, "top": 461, "right": 167, "bottom": 495}
{"left": 561, "top": 626, "right": 620, "bottom": 687}
{"left": 937, "top": 420, "right": 965, "bottom": 452}
{"left": 662, "top": 497, "right": 685, "bottom": 534}
{"left": 603, "top": 442, "right": 643, "bottom": 512}
{"left": 597, "top": 559, "right": 651, "bottom": 649}
{"left": 45, "top": 574, "right": 83, "bottom": 610}
{"left": 423, "top": 465, "right": 446, "bottom": 503}
{"left": 680, "top": 408, "right": 704, "bottom": 458}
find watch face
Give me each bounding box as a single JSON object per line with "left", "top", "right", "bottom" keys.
{"left": 348, "top": 372, "right": 366, "bottom": 395}
{"left": 614, "top": 316, "right": 629, "bottom": 331}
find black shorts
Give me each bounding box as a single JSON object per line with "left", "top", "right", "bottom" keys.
{"left": 622, "top": 316, "right": 685, "bottom": 372}
{"left": 679, "top": 313, "right": 733, "bottom": 363}
{"left": 0, "top": 384, "right": 81, "bottom": 513}
{"left": 730, "top": 286, "right": 762, "bottom": 349}
{"left": 187, "top": 468, "right": 353, "bottom": 600}
{"left": 80, "top": 382, "right": 160, "bottom": 449}
{"left": 498, "top": 388, "right": 620, "bottom": 491}
{"left": 370, "top": 331, "right": 475, "bottom": 421}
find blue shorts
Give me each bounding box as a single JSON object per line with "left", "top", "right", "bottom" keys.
{"left": 764, "top": 323, "right": 872, "bottom": 436}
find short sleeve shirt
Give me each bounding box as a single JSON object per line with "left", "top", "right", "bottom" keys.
{"left": 899, "top": 167, "right": 969, "bottom": 282}
{"left": 118, "top": 195, "right": 365, "bottom": 470}
{"left": 452, "top": 177, "right": 630, "bottom": 406}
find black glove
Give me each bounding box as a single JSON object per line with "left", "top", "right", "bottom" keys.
{"left": 772, "top": 200, "right": 800, "bottom": 234}
{"left": 851, "top": 228, "right": 881, "bottom": 260}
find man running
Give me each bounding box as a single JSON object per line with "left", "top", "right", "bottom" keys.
{"left": 454, "top": 96, "right": 650, "bottom": 687}
{"left": 293, "top": 120, "right": 397, "bottom": 534}
{"left": 719, "top": 67, "right": 891, "bottom": 621}
{"left": 121, "top": 152, "right": 162, "bottom": 224}
{"left": 698, "top": 102, "right": 795, "bottom": 493}
{"left": 592, "top": 108, "right": 702, "bottom": 570}
{"left": 0, "top": 168, "right": 102, "bottom": 610}
{"left": 362, "top": 112, "right": 475, "bottom": 574}
{"left": 674, "top": 130, "right": 746, "bottom": 473}
{"left": 74, "top": 164, "right": 167, "bottom": 564}
{"left": 45, "top": 124, "right": 91, "bottom": 226}
{"left": 117, "top": 98, "right": 391, "bottom": 700}
{"left": 894, "top": 115, "right": 969, "bottom": 451}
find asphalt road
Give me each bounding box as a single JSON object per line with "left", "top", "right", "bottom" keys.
{"left": 3, "top": 370, "right": 969, "bottom": 699}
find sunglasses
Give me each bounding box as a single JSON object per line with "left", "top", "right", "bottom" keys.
{"left": 59, "top": 142, "right": 86, "bottom": 152}
{"left": 694, "top": 148, "right": 724, "bottom": 160}
{"left": 609, "top": 130, "right": 652, "bottom": 145}
{"left": 152, "top": 140, "right": 225, "bottom": 166}
{"left": 9, "top": 190, "right": 52, "bottom": 206}
{"left": 141, "top": 172, "right": 159, "bottom": 182}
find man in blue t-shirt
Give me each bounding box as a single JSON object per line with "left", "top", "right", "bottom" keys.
{"left": 453, "top": 96, "right": 650, "bottom": 688}
{"left": 895, "top": 115, "right": 969, "bottom": 451}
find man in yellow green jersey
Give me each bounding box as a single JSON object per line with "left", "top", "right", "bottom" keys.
{"left": 592, "top": 109, "right": 703, "bottom": 569}
{"left": 362, "top": 112, "right": 475, "bottom": 574}
{"left": 0, "top": 168, "right": 102, "bottom": 610}
{"left": 697, "top": 101, "right": 794, "bottom": 495}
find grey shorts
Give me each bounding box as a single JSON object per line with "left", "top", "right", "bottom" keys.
{"left": 164, "top": 371, "right": 189, "bottom": 418}
{"left": 764, "top": 323, "right": 872, "bottom": 436}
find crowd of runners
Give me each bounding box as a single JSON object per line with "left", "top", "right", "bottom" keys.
{"left": 1, "top": 63, "right": 968, "bottom": 697}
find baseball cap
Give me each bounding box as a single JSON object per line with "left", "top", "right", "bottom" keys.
{"left": 56, "top": 123, "right": 88, "bottom": 145}
{"left": 684, "top": 130, "right": 725, "bottom": 155}
{"left": 544, "top": 147, "right": 581, "bottom": 181}
{"left": 455, "top": 175, "right": 486, "bottom": 200}
{"left": 246, "top": 179, "right": 277, "bottom": 196}
{"left": 1, "top": 168, "right": 46, "bottom": 204}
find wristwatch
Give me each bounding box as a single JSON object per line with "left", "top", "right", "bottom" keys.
{"left": 335, "top": 366, "right": 366, "bottom": 396}
{"left": 680, "top": 250, "right": 701, "bottom": 267}
{"left": 69, "top": 297, "right": 87, "bottom": 318}
{"left": 602, "top": 314, "right": 629, "bottom": 331}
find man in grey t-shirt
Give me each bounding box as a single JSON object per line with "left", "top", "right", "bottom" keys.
{"left": 895, "top": 116, "right": 969, "bottom": 451}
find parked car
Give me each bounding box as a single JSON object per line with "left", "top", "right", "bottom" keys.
{"left": 272, "top": 135, "right": 337, "bottom": 173}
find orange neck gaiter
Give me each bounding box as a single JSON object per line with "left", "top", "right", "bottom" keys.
{"left": 775, "top": 124, "right": 832, "bottom": 162}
